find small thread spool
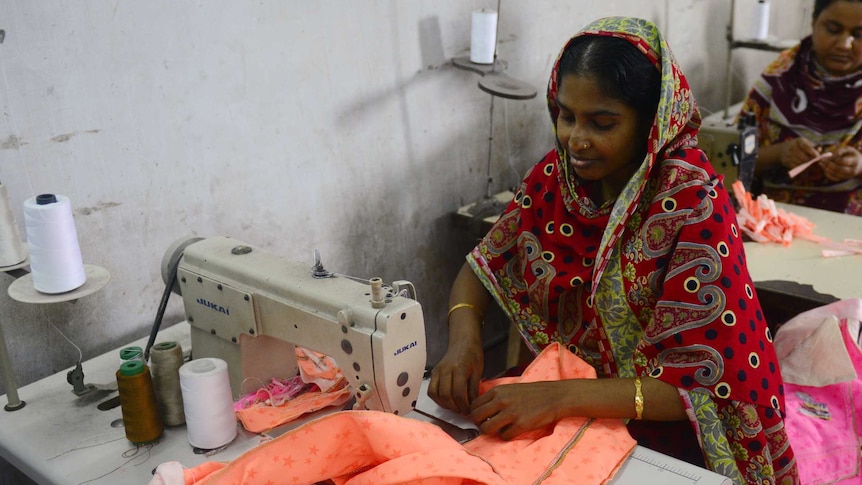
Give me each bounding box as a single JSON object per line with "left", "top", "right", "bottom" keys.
{"left": 750, "top": 0, "right": 770, "bottom": 41}
{"left": 150, "top": 341, "right": 186, "bottom": 426}
{"left": 470, "top": 9, "right": 498, "bottom": 64}
{"left": 119, "top": 346, "right": 143, "bottom": 364}
{"left": 116, "top": 360, "right": 163, "bottom": 445}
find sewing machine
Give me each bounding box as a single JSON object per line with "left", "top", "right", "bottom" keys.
{"left": 0, "top": 236, "right": 734, "bottom": 483}
{"left": 697, "top": 103, "right": 758, "bottom": 193}
{"left": 161, "top": 236, "right": 427, "bottom": 416}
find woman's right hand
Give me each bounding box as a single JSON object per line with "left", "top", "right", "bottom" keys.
{"left": 821, "top": 146, "right": 862, "bottom": 182}
{"left": 430, "top": 262, "right": 490, "bottom": 415}
{"left": 779, "top": 137, "right": 820, "bottom": 170}
{"left": 428, "top": 327, "right": 484, "bottom": 415}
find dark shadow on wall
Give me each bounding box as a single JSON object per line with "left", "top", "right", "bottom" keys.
{"left": 0, "top": 456, "right": 36, "bottom": 485}
{"left": 700, "top": 0, "right": 735, "bottom": 113}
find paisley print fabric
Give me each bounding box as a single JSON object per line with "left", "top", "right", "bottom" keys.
{"left": 467, "top": 17, "right": 799, "bottom": 484}
{"left": 739, "top": 37, "right": 862, "bottom": 215}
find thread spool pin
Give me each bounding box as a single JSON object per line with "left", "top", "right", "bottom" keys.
{"left": 370, "top": 277, "right": 385, "bottom": 308}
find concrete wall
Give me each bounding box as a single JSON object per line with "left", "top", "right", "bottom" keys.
{"left": 0, "top": 0, "right": 809, "bottom": 399}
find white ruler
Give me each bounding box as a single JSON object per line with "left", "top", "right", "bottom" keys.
{"left": 609, "top": 446, "right": 733, "bottom": 485}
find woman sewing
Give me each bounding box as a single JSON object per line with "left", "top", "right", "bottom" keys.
{"left": 740, "top": 0, "right": 862, "bottom": 215}
{"left": 429, "top": 17, "right": 799, "bottom": 485}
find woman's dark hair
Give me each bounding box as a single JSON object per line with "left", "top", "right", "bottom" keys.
{"left": 814, "top": 0, "right": 862, "bottom": 19}
{"left": 558, "top": 35, "right": 661, "bottom": 125}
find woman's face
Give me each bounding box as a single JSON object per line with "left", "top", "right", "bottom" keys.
{"left": 812, "top": 0, "right": 862, "bottom": 76}
{"left": 555, "top": 74, "right": 648, "bottom": 196}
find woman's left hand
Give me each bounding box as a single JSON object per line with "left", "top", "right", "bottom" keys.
{"left": 469, "top": 382, "right": 567, "bottom": 441}
{"left": 821, "top": 146, "right": 862, "bottom": 182}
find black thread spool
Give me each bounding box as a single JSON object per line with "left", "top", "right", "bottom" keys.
{"left": 116, "top": 360, "right": 164, "bottom": 444}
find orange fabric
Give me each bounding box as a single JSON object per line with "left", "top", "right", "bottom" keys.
{"left": 182, "top": 462, "right": 223, "bottom": 483}
{"left": 235, "top": 345, "right": 352, "bottom": 433}
{"left": 186, "top": 412, "right": 504, "bottom": 485}
{"left": 179, "top": 343, "right": 636, "bottom": 484}
{"left": 234, "top": 384, "right": 352, "bottom": 433}
{"left": 466, "top": 343, "right": 635, "bottom": 484}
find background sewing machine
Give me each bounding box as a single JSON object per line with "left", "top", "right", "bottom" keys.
{"left": 161, "top": 236, "right": 427, "bottom": 416}
{"left": 697, "top": 102, "right": 758, "bottom": 194}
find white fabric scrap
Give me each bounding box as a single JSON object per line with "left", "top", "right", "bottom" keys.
{"left": 148, "top": 461, "right": 185, "bottom": 485}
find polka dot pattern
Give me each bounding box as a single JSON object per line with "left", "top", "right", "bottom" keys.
{"left": 474, "top": 148, "right": 785, "bottom": 415}
{"left": 467, "top": 18, "right": 795, "bottom": 481}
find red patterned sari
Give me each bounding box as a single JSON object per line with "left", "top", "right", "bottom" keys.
{"left": 468, "top": 17, "right": 798, "bottom": 484}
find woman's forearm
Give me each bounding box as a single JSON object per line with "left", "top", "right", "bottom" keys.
{"left": 754, "top": 143, "right": 784, "bottom": 176}
{"left": 446, "top": 262, "right": 491, "bottom": 344}
{"left": 446, "top": 263, "right": 687, "bottom": 422}
{"left": 551, "top": 376, "right": 687, "bottom": 421}
{"left": 449, "top": 262, "right": 491, "bottom": 311}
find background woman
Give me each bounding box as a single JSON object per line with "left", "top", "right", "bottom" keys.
{"left": 740, "top": 0, "right": 862, "bottom": 215}
{"left": 430, "top": 17, "right": 799, "bottom": 484}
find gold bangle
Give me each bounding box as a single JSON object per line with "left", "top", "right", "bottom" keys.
{"left": 634, "top": 377, "right": 644, "bottom": 420}
{"left": 447, "top": 303, "right": 483, "bottom": 322}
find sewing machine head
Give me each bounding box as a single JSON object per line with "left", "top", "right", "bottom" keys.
{"left": 161, "top": 236, "right": 427, "bottom": 416}
{"left": 697, "top": 103, "right": 758, "bottom": 198}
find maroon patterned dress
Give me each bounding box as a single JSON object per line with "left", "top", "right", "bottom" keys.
{"left": 740, "top": 37, "right": 862, "bottom": 216}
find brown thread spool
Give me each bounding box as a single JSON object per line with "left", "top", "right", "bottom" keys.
{"left": 116, "top": 360, "right": 163, "bottom": 444}
{"left": 150, "top": 341, "right": 186, "bottom": 426}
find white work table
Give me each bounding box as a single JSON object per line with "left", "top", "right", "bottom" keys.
{"left": 742, "top": 201, "right": 862, "bottom": 301}
{"left": 0, "top": 321, "right": 731, "bottom": 485}
{"left": 0, "top": 322, "right": 262, "bottom": 485}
